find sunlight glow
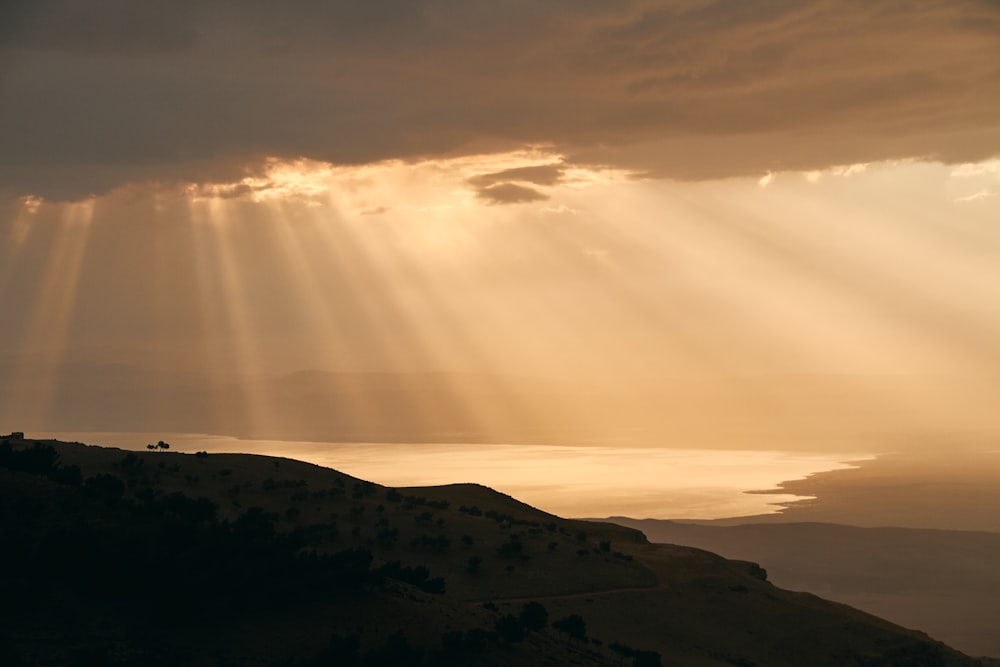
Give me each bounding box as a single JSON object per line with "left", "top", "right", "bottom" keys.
{"left": 167, "top": 155, "right": 1000, "bottom": 449}
{"left": 4, "top": 195, "right": 44, "bottom": 258}
{"left": 2, "top": 153, "right": 997, "bottom": 461}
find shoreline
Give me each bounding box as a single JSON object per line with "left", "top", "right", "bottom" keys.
{"left": 29, "top": 430, "right": 867, "bottom": 522}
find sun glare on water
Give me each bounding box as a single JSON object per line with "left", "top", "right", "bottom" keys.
{"left": 33, "top": 431, "right": 867, "bottom": 520}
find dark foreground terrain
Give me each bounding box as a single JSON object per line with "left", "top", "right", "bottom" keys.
{"left": 0, "top": 435, "right": 988, "bottom": 666}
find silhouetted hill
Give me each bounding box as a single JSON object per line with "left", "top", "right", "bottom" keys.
{"left": 1, "top": 435, "right": 987, "bottom": 666}
{"left": 604, "top": 518, "right": 1000, "bottom": 660}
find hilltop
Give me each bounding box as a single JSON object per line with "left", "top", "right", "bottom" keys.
{"left": 0, "top": 435, "right": 986, "bottom": 666}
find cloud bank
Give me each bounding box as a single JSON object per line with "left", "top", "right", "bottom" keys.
{"left": 1, "top": 0, "right": 998, "bottom": 200}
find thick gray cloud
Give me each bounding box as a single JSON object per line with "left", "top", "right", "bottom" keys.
{"left": 1, "top": 0, "right": 998, "bottom": 200}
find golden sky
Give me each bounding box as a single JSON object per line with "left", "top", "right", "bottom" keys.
{"left": 0, "top": 1, "right": 998, "bottom": 450}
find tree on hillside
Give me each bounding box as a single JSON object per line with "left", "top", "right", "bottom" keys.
{"left": 495, "top": 614, "right": 525, "bottom": 643}
{"left": 553, "top": 614, "right": 586, "bottom": 644}
{"left": 519, "top": 601, "right": 548, "bottom": 632}
{"left": 611, "top": 641, "right": 663, "bottom": 667}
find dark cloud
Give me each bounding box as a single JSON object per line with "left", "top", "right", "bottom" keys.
{"left": 477, "top": 183, "right": 548, "bottom": 205}
{"left": 0, "top": 0, "right": 202, "bottom": 55}
{"left": 1, "top": 0, "right": 998, "bottom": 200}
{"left": 468, "top": 163, "right": 565, "bottom": 202}
{"left": 469, "top": 164, "right": 566, "bottom": 189}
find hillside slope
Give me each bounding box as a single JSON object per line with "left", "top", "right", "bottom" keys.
{"left": 0, "top": 435, "right": 985, "bottom": 666}
{"left": 604, "top": 517, "right": 1000, "bottom": 660}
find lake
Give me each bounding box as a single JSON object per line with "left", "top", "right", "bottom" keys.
{"left": 33, "top": 431, "right": 867, "bottom": 520}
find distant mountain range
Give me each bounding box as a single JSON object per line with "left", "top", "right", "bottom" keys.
{"left": 4, "top": 362, "right": 998, "bottom": 451}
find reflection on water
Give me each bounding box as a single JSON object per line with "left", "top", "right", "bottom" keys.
{"left": 34, "top": 431, "right": 867, "bottom": 519}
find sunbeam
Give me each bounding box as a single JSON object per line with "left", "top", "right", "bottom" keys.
{"left": 1, "top": 198, "right": 95, "bottom": 427}
{"left": 186, "top": 196, "right": 278, "bottom": 438}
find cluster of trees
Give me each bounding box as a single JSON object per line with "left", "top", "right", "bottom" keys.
{"left": 552, "top": 613, "right": 587, "bottom": 644}
{"left": 1, "top": 441, "right": 656, "bottom": 666}
{"left": 293, "top": 603, "right": 545, "bottom": 667}
{"left": 493, "top": 601, "right": 550, "bottom": 642}
{"left": 456, "top": 503, "right": 557, "bottom": 532}
{"left": 377, "top": 561, "right": 445, "bottom": 594}
{"left": 1, "top": 442, "right": 453, "bottom": 664}
{"left": 285, "top": 599, "right": 664, "bottom": 667}
{"left": 4, "top": 471, "right": 378, "bottom": 618}
{"left": 410, "top": 533, "right": 451, "bottom": 552}
{"left": 384, "top": 489, "right": 449, "bottom": 510}
{"left": 0, "top": 440, "right": 82, "bottom": 485}
{"left": 497, "top": 535, "right": 524, "bottom": 558}
{"left": 296, "top": 630, "right": 424, "bottom": 667}
{"left": 609, "top": 641, "right": 663, "bottom": 667}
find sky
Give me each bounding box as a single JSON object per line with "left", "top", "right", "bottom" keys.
{"left": 1, "top": 1, "right": 998, "bottom": 454}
